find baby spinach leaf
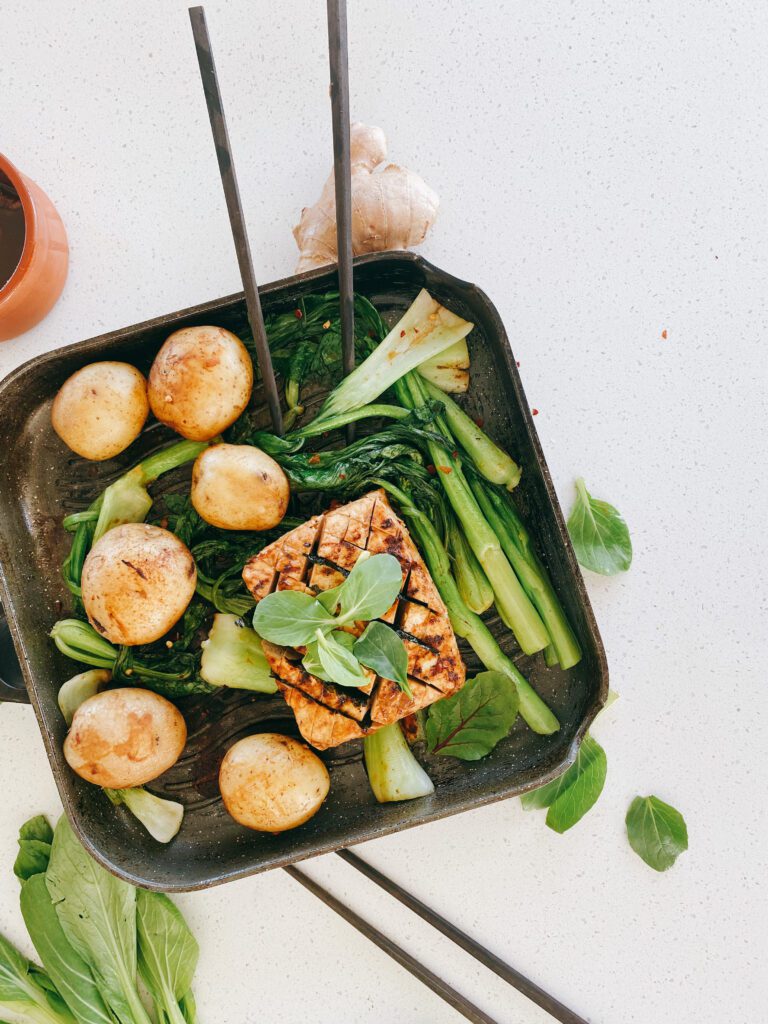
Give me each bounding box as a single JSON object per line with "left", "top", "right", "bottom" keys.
{"left": 567, "top": 478, "right": 632, "bottom": 575}
{"left": 425, "top": 671, "right": 519, "bottom": 760}
{"left": 316, "top": 630, "right": 369, "bottom": 688}
{"left": 626, "top": 795, "right": 688, "bottom": 871}
{"left": 137, "top": 891, "right": 199, "bottom": 1024}
{"left": 354, "top": 622, "right": 411, "bottom": 696}
{"left": 19, "top": 874, "right": 113, "bottom": 1024}
{"left": 45, "top": 817, "right": 153, "bottom": 1024}
{"left": 521, "top": 734, "right": 607, "bottom": 832}
{"left": 252, "top": 591, "right": 335, "bottom": 646}
{"left": 302, "top": 631, "right": 355, "bottom": 680}
{"left": 337, "top": 554, "right": 403, "bottom": 623}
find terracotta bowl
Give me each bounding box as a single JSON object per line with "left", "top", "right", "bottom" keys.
{"left": 0, "top": 154, "right": 68, "bottom": 342}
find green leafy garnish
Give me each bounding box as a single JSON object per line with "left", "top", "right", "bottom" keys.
{"left": 314, "top": 630, "right": 369, "bottom": 688}
{"left": 521, "top": 734, "right": 607, "bottom": 832}
{"left": 567, "top": 478, "right": 632, "bottom": 575}
{"left": 625, "top": 795, "right": 688, "bottom": 871}
{"left": 424, "top": 671, "right": 519, "bottom": 760}
{"left": 255, "top": 553, "right": 408, "bottom": 692}
{"left": 252, "top": 591, "right": 335, "bottom": 646}
{"left": 336, "top": 553, "right": 403, "bottom": 622}
{"left": 302, "top": 630, "right": 355, "bottom": 680}
{"left": 354, "top": 621, "right": 411, "bottom": 696}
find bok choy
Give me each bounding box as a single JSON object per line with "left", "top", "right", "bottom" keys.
{"left": 363, "top": 723, "right": 434, "bottom": 802}
{"left": 417, "top": 336, "right": 470, "bottom": 393}
{"left": 6, "top": 815, "right": 201, "bottom": 1024}
{"left": 312, "top": 289, "right": 473, "bottom": 424}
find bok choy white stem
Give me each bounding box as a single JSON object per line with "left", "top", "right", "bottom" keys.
{"left": 313, "top": 289, "right": 473, "bottom": 425}
{"left": 363, "top": 723, "right": 434, "bottom": 802}
{"left": 92, "top": 440, "right": 208, "bottom": 541}
{"left": 104, "top": 789, "right": 184, "bottom": 844}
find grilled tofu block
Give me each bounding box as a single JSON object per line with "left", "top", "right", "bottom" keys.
{"left": 243, "top": 489, "right": 466, "bottom": 750}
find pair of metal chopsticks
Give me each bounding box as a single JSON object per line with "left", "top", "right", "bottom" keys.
{"left": 285, "top": 852, "right": 588, "bottom": 1024}
{"left": 189, "top": 8, "right": 588, "bottom": 1023}
{"left": 189, "top": 1, "right": 355, "bottom": 440}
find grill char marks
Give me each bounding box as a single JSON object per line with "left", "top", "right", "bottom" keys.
{"left": 243, "top": 489, "right": 466, "bottom": 750}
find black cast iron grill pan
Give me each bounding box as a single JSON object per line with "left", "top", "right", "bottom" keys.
{"left": 0, "top": 252, "right": 608, "bottom": 891}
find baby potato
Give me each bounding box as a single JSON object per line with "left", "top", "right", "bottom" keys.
{"left": 64, "top": 687, "right": 186, "bottom": 788}
{"left": 81, "top": 523, "right": 196, "bottom": 646}
{"left": 51, "top": 361, "right": 149, "bottom": 461}
{"left": 148, "top": 326, "right": 253, "bottom": 440}
{"left": 190, "top": 444, "right": 289, "bottom": 531}
{"left": 219, "top": 733, "right": 330, "bottom": 833}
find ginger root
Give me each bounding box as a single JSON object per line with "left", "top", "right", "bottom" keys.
{"left": 293, "top": 123, "right": 439, "bottom": 272}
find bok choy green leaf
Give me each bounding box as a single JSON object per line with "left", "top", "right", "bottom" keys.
{"left": 45, "top": 817, "right": 154, "bottom": 1024}
{"left": 137, "top": 891, "right": 199, "bottom": 1024}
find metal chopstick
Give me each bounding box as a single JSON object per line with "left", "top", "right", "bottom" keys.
{"left": 283, "top": 865, "right": 500, "bottom": 1024}
{"left": 336, "top": 850, "right": 590, "bottom": 1024}
{"left": 188, "top": 6, "right": 284, "bottom": 435}
{"left": 326, "top": 0, "right": 355, "bottom": 384}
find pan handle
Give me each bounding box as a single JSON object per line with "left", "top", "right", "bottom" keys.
{"left": 0, "top": 601, "right": 30, "bottom": 704}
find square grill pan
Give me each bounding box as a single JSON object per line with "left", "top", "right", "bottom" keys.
{"left": 0, "top": 252, "right": 608, "bottom": 891}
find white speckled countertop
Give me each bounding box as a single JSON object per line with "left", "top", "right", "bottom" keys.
{"left": 1, "top": 2, "right": 766, "bottom": 1022}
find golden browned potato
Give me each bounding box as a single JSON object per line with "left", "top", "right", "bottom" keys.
{"left": 51, "top": 361, "right": 149, "bottom": 461}
{"left": 81, "top": 523, "right": 196, "bottom": 646}
{"left": 64, "top": 687, "right": 187, "bottom": 788}
{"left": 219, "top": 733, "right": 330, "bottom": 832}
{"left": 148, "top": 326, "right": 253, "bottom": 440}
{"left": 190, "top": 444, "right": 289, "bottom": 531}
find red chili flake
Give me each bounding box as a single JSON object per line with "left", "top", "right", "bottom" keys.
{"left": 451, "top": 450, "right": 458, "bottom": 459}
{"left": 427, "top": 464, "right": 436, "bottom": 475}
{"left": 473, "top": 416, "right": 484, "bottom": 428}
{"left": 661, "top": 329, "right": 667, "bottom": 339}
{"left": 400, "top": 330, "right": 406, "bottom": 338}
{"left": 438, "top": 465, "right": 452, "bottom": 474}
{"left": 516, "top": 360, "right": 520, "bottom": 368}
{"left": 329, "top": 498, "right": 341, "bottom": 510}
{"left": 532, "top": 408, "right": 539, "bottom": 416}
{"left": 339, "top": 472, "right": 347, "bottom": 480}
{"left": 159, "top": 517, "right": 169, "bottom": 529}
{"left": 294, "top": 308, "right": 303, "bottom": 319}
{"left": 308, "top": 454, "right": 321, "bottom": 465}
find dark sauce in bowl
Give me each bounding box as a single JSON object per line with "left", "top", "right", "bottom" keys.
{"left": 0, "top": 169, "right": 26, "bottom": 291}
